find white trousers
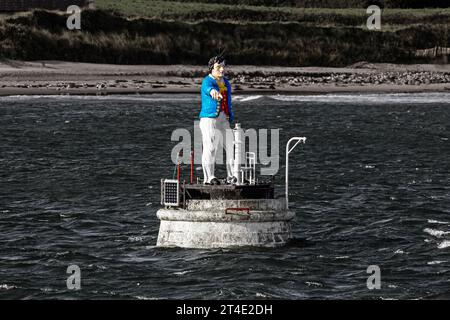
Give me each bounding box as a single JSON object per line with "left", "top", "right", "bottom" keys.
{"left": 199, "top": 113, "right": 234, "bottom": 183}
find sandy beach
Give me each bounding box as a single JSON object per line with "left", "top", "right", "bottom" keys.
{"left": 0, "top": 60, "right": 449, "bottom": 96}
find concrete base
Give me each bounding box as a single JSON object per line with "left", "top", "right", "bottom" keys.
{"left": 157, "top": 219, "right": 292, "bottom": 248}
{"left": 156, "top": 199, "right": 295, "bottom": 248}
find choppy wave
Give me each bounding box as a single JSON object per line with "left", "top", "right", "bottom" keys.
{"left": 423, "top": 228, "right": 450, "bottom": 238}
{"left": 1, "top": 92, "right": 449, "bottom": 299}
{"left": 438, "top": 241, "right": 450, "bottom": 249}
{"left": 0, "top": 284, "right": 17, "bottom": 290}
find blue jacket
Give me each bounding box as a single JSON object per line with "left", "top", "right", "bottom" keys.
{"left": 199, "top": 75, "right": 234, "bottom": 122}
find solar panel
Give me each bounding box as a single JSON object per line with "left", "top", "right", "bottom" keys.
{"left": 163, "top": 179, "right": 179, "bottom": 207}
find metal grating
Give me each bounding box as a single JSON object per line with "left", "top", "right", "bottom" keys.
{"left": 163, "top": 179, "right": 179, "bottom": 207}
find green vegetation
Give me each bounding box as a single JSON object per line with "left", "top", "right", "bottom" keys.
{"left": 170, "top": 0, "right": 450, "bottom": 8}
{"left": 94, "top": 0, "right": 450, "bottom": 26}
{"left": 0, "top": 1, "right": 448, "bottom": 66}
{"left": 95, "top": 0, "right": 450, "bottom": 12}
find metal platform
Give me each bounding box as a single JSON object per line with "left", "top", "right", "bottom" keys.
{"left": 182, "top": 183, "right": 274, "bottom": 201}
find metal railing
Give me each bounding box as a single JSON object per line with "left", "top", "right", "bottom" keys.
{"left": 285, "top": 137, "right": 306, "bottom": 210}
{"left": 240, "top": 152, "right": 256, "bottom": 185}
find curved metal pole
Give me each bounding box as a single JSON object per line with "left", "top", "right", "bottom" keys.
{"left": 286, "top": 137, "right": 306, "bottom": 210}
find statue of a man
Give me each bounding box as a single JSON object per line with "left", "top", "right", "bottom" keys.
{"left": 199, "top": 55, "right": 235, "bottom": 185}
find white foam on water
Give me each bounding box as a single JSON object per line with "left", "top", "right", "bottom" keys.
{"left": 427, "top": 261, "right": 446, "bottom": 265}
{"left": 256, "top": 292, "right": 268, "bottom": 298}
{"left": 3, "top": 92, "right": 450, "bottom": 106}
{"left": 438, "top": 241, "right": 450, "bottom": 249}
{"left": 234, "top": 95, "right": 263, "bottom": 102}
{"left": 428, "top": 219, "right": 449, "bottom": 225}
{"left": 128, "top": 236, "right": 144, "bottom": 242}
{"left": 0, "top": 95, "right": 44, "bottom": 101}
{"left": 135, "top": 296, "right": 159, "bottom": 300}
{"left": 423, "top": 228, "right": 450, "bottom": 238}
{"left": 173, "top": 270, "right": 191, "bottom": 276}
{"left": 269, "top": 92, "right": 450, "bottom": 104}
{"left": 0, "top": 284, "right": 16, "bottom": 290}
{"left": 0, "top": 94, "right": 198, "bottom": 103}
{"left": 305, "top": 281, "right": 323, "bottom": 287}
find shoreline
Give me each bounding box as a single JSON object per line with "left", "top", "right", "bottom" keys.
{"left": 1, "top": 84, "right": 450, "bottom": 97}
{"left": 1, "top": 60, "right": 449, "bottom": 97}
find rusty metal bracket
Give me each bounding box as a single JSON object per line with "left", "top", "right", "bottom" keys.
{"left": 225, "top": 207, "right": 251, "bottom": 220}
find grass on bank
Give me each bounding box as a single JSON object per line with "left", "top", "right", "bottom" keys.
{"left": 94, "top": 0, "right": 450, "bottom": 24}
{"left": 0, "top": 1, "right": 448, "bottom": 66}
{"left": 0, "top": 9, "right": 447, "bottom": 66}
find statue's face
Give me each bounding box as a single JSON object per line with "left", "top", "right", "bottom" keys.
{"left": 211, "top": 62, "right": 225, "bottom": 79}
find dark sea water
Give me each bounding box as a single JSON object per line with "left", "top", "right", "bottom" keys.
{"left": 0, "top": 93, "right": 449, "bottom": 300}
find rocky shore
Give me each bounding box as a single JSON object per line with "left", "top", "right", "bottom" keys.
{"left": 235, "top": 71, "right": 450, "bottom": 88}
{"left": 0, "top": 61, "right": 449, "bottom": 96}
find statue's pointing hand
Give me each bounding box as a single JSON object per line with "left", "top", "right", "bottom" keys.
{"left": 210, "top": 89, "right": 223, "bottom": 101}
